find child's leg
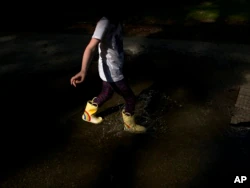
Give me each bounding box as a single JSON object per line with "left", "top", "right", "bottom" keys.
{"left": 93, "top": 81, "right": 114, "bottom": 106}
{"left": 113, "top": 79, "right": 146, "bottom": 133}
{"left": 111, "top": 79, "right": 136, "bottom": 115}
{"left": 82, "top": 81, "right": 113, "bottom": 124}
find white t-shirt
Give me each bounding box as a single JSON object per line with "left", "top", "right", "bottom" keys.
{"left": 92, "top": 17, "right": 124, "bottom": 82}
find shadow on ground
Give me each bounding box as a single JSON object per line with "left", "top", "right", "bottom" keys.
{"left": 1, "top": 32, "right": 250, "bottom": 187}
{"left": 0, "top": 67, "right": 101, "bottom": 180}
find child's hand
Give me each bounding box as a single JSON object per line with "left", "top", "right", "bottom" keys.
{"left": 70, "top": 71, "right": 86, "bottom": 87}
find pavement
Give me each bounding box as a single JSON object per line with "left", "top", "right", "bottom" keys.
{"left": 1, "top": 32, "right": 250, "bottom": 187}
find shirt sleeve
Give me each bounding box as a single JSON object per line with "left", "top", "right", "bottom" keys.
{"left": 92, "top": 18, "right": 109, "bottom": 40}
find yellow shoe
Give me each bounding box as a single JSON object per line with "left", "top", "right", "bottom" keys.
{"left": 82, "top": 99, "right": 103, "bottom": 124}
{"left": 122, "top": 110, "right": 146, "bottom": 133}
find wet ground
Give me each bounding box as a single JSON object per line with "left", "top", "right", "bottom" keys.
{"left": 1, "top": 32, "right": 250, "bottom": 188}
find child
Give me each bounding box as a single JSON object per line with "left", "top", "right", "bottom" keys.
{"left": 70, "top": 15, "right": 146, "bottom": 133}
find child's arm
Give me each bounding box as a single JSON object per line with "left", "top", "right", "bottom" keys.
{"left": 81, "top": 17, "right": 109, "bottom": 73}
{"left": 70, "top": 17, "right": 108, "bottom": 87}
{"left": 80, "top": 18, "right": 108, "bottom": 73}
{"left": 80, "top": 38, "right": 100, "bottom": 74}
{"left": 70, "top": 38, "right": 100, "bottom": 87}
